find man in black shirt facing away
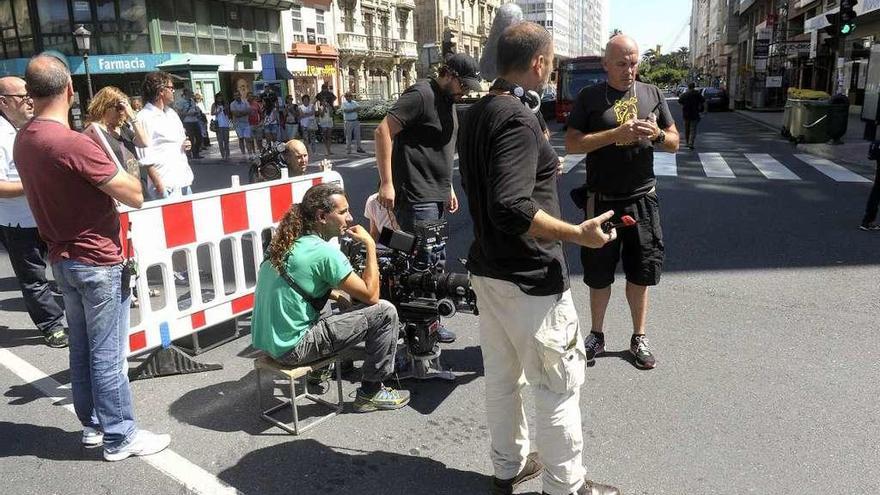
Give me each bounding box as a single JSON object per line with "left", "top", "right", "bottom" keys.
{"left": 374, "top": 52, "right": 481, "bottom": 344}
{"left": 460, "top": 22, "right": 620, "bottom": 495}
{"left": 565, "top": 34, "right": 680, "bottom": 370}
{"left": 678, "top": 82, "right": 704, "bottom": 149}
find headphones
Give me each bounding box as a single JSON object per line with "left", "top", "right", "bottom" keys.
{"left": 490, "top": 79, "right": 541, "bottom": 114}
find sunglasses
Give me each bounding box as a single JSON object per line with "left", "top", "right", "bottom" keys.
{"left": 1, "top": 94, "right": 31, "bottom": 102}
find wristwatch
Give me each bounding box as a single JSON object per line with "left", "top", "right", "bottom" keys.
{"left": 652, "top": 129, "right": 666, "bottom": 145}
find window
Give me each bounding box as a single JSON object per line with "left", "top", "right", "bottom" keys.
{"left": 291, "top": 5, "right": 301, "bottom": 32}
{"left": 316, "top": 9, "right": 325, "bottom": 36}
{"left": 240, "top": 6, "right": 254, "bottom": 30}
{"left": 176, "top": 0, "right": 195, "bottom": 23}
{"left": 254, "top": 8, "right": 268, "bottom": 31}
{"left": 195, "top": 0, "right": 210, "bottom": 25}
{"left": 37, "top": 0, "right": 71, "bottom": 34}
{"left": 343, "top": 8, "right": 354, "bottom": 32}
{"left": 120, "top": 0, "right": 147, "bottom": 32}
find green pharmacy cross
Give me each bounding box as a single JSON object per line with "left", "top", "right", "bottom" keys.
{"left": 236, "top": 44, "right": 258, "bottom": 70}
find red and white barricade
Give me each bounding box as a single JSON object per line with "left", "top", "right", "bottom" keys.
{"left": 119, "top": 171, "right": 343, "bottom": 358}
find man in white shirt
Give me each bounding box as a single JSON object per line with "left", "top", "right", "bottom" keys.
{"left": 137, "top": 72, "right": 195, "bottom": 200}
{"left": 342, "top": 92, "right": 366, "bottom": 154}
{"left": 0, "top": 76, "right": 68, "bottom": 348}
{"left": 298, "top": 94, "right": 316, "bottom": 154}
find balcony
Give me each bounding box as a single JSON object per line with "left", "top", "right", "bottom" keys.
{"left": 338, "top": 32, "right": 369, "bottom": 54}
{"left": 444, "top": 16, "right": 461, "bottom": 31}
{"left": 368, "top": 36, "right": 395, "bottom": 57}
{"left": 397, "top": 0, "right": 416, "bottom": 8}
{"left": 395, "top": 40, "right": 418, "bottom": 59}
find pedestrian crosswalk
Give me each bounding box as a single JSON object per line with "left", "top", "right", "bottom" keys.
{"left": 329, "top": 149, "right": 871, "bottom": 184}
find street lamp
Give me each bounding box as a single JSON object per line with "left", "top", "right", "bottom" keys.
{"left": 73, "top": 25, "right": 93, "bottom": 100}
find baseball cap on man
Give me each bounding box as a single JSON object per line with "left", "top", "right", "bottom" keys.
{"left": 445, "top": 53, "right": 482, "bottom": 92}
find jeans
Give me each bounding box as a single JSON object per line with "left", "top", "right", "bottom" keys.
{"left": 471, "top": 276, "right": 587, "bottom": 495}
{"left": 684, "top": 119, "right": 699, "bottom": 147}
{"left": 278, "top": 300, "right": 399, "bottom": 383}
{"left": 344, "top": 121, "right": 362, "bottom": 152}
{"left": 53, "top": 260, "right": 136, "bottom": 451}
{"left": 862, "top": 159, "right": 880, "bottom": 225}
{"left": 183, "top": 122, "right": 203, "bottom": 157}
{"left": 215, "top": 127, "right": 230, "bottom": 159}
{"left": 264, "top": 124, "right": 280, "bottom": 142}
{"left": 0, "top": 225, "right": 65, "bottom": 334}
{"left": 395, "top": 201, "right": 446, "bottom": 270}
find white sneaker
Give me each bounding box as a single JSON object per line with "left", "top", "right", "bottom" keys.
{"left": 82, "top": 426, "right": 103, "bottom": 447}
{"left": 103, "top": 430, "right": 171, "bottom": 462}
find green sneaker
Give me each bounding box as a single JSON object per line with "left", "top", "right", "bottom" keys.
{"left": 44, "top": 328, "right": 68, "bottom": 348}
{"left": 353, "top": 386, "right": 410, "bottom": 413}
{"left": 306, "top": 367, "right": 333, "bottom": 385}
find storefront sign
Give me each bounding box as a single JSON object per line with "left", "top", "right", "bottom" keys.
{"left": 810, "top": 30, "right": 818, "bottom": 59}
{"left": 0, "top": 58, "right": 28, "bottom": 77}
{"left": 857, "top": 0, "right": 880, "bottom": 15}
{"left": 805, "top": 7, "right": 838, "bottom": 32}
{"left": 293, "top": 64, "right": 337, "bottom": 77}
{"left": 766, "top": 76, "right": 783, "bottom": 88}
{"left": 68, "top": 54, "right": 174, "bottom": 75}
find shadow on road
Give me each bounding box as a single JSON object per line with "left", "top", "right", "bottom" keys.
{"left": 217, "top": 438, "right": 491, "bottom": 495}
{"left": 0, "top": 421, "right": 102, "bottom": 461}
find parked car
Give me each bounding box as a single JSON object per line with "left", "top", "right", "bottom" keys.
{"left": 701, "top": 87, "right": 730, "bottom": 111}
{"left": 675, "top": 85, "right": 688, "bottom": 96}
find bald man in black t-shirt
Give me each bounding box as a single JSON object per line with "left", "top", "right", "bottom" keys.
{"left": 565, "top": 34, "right": 680, "bottom": 370}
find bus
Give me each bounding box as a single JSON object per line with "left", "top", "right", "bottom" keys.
{"left": 555, "top": 56, "right": 606, "bottom": 123}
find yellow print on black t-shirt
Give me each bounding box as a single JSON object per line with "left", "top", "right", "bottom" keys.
{"left": 613, "top": 95, "right": 639, "bottom": 146}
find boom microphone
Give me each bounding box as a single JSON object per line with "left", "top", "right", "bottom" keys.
{"left": 479, "top": 3, "right": 524, "bottom": 82}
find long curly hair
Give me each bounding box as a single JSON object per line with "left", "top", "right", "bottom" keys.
{"left": 86, "top": 86, "right": 130, "bottom": 126}
{"left": 267, "top": 183, "right": 346, "bottom": 272}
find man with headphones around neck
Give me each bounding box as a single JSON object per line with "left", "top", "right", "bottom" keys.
{"left": 565, "top": 34, "right": 680, "bottom": 370}
{"left": 459, "top": 22, "right": 620, "bottom": 495}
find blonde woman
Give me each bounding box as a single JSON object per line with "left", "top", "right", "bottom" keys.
{"left": 84, "top": 86, "right": 150, "bottom": 177}
{"left": 316, "top": 101, "right": 334, "bottom": 157}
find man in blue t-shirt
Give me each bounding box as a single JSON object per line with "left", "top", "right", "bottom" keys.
{"left": 251, "top": 183, "right": 408, "bottom": 413}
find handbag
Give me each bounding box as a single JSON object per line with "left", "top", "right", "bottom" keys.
{"left": 209, "top": 119, "right": 218, "bottom": 132}
{"left": 869, "top": 140, "right": 880, "bottom": 161}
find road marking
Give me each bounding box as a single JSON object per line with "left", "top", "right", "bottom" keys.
{"left": 744, "top": 153, "right": 801, "bottom": 180}
{"left": 794, "top": 154, "right": 871, "bottom": 182}
{"left": 653, "top": 152, "right": 677, "bottom": 176}
{"left": 699, "top": 152, "right": 736, "bottom": 178}
{"left": 0, "top": 349, "right": 240, "bottom": 495}
{"left": 336, "top": 156, "right": 376, "bottom": 169}
{"left": 562, "top": 154, "right": 585, "bottom": 174}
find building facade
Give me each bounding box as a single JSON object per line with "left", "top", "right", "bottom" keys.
{"left": 333, "top": 0, "right": 419, "bottom": 99}
{"left": 280, "top": 1, "right": 341, "bottom": 99}
{"left": 412, "top": 0, "right": 502, "bottom": 75}
{"left": 517, "top": 0, "right": 607, "bottom": 58}
{"left": 0, "top": 0, "right": 293, "bottom": 116}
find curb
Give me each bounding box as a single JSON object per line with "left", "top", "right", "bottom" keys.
{"left": 735, "top": 110, "right": 872, "bottom": 170}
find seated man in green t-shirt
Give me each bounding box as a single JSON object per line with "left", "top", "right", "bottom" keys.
{"left": 252, "top": 183, "right": 409, "bottom": 413}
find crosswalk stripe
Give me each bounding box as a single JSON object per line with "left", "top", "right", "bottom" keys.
{"left": 794, "top": 154, "right": 871, "bottom": 182}
{"left": 336, "top": 156, "right": 375, "bottom": 168}
{"left": 562, "top": 154, "right": 585, "bottom": 174}
{"left": 653, "top": 152, "right": 677, "bottom": 176}
{"left": 744, "top": 153, "right": 801, "bottom": 180}
{"left": 699, "top": 152, "right": 736, "bottom": 178}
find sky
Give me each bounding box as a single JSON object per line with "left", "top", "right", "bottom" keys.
{"left": 608, "top": 0, "right": 692, "bottom": 55}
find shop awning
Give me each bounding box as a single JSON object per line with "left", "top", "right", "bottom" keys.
{"left": 156, "top": 54, "right": 223, "bottom": 71}
{"left": 260, "top": 53, "right": 303, "bottom": 80}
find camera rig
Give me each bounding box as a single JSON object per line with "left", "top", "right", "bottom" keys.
{"left": 340, "top": 219, "right": 477, "bottom": 381}
{"left": 248, "top": 142, "right": 286, "bottom": 183}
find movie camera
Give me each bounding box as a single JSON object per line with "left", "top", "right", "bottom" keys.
{"left": 248, "top": 142, "right": 286, "bottom": 183}
{"left": 340, "top": 219, "right": 477, "bottom": 380}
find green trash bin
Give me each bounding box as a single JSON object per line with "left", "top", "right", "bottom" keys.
{"left": 793, "top": 100, "right": 830, "bottom": 143}
{"left": 826, "top": 103, "right": 849, "bottom": 142}
{"left": 782, "top": 100, "right": 797, "bottom": 138}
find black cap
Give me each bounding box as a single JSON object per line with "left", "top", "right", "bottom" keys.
{"left": 445, "top": 53, "right": 482, "bottom": 92}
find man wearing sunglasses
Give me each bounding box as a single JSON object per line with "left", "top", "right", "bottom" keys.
{"left": 374, "top": 52, "right": 481, "bottom": 344}
{"left": 0, "top": 76, "right": 68, "bottom": 348}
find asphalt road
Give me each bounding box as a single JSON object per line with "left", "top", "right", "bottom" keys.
{"left": 1, "top": 100, "right": 878, "bottom": 495}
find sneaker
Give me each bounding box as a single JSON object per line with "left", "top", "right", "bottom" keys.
{"left": 103, "top": 430, "right": 171, "bottom": 462}
{"left": 490, "top": 452, "right": 543, "bottom": 495}
{"left": 306, "top": 366, "right": 333, "bottom": 386}
{"left": 43, "top": 327, "right": 68, "bottom": 348}
{"left": 437, "top": 325, "right": 457, "bottom": 344}
{"left": 82, "top": 426, "right": 103, "bottom": 447}
{"left": 352, "top": 386, "right": 410, "bottom": 413}
{"left": 357, "top": 148, "right": 366, "bottom": 153}
{"left": 630, "top": 335, "right": 656, "bottom": 369}
{"left": 542, "top": 478, "right": 620, "bottom": 495}
{"left": 858, "top": 223, "right": 880, "bottom": 231}
{"left": 584, "top": 332, "right": 605, "bottom": 362}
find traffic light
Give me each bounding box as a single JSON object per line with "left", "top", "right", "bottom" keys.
{"left": 840, "top": 0, "right": 858, "bottom": 35}
{"left": 822, "top": 12, "right": 839, "bottom": 49}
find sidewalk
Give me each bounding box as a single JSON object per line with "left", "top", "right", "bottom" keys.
{"left": 736, "top": 108, "right": 875, "bottom": 168}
